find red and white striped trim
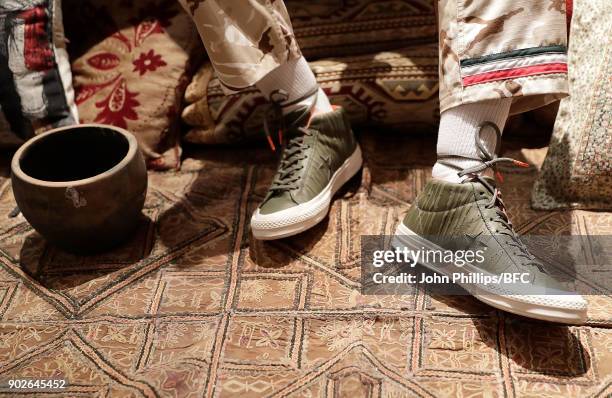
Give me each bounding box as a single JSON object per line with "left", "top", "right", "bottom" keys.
{"left": 462, "top": 63, "right": 568, "bottom": 86}
{"left": 461, "top": 53, "right": 568, "bottom": 77}
{"left": 461, "top": 50, "right": 568, "bottom": 86}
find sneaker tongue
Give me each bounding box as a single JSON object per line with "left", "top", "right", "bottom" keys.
{"left": 480, "top": 175, "right": 497, "bottom": 188}
{"left": 470, "top": 175, "right": 498, "bottom": 200}
{"left": 262, "top": 107, "right": 312, "bottom": 203}
{"left": 308, "top": 107, "right": 345, "bottom": 132}
{"left": 279, "top": 106, "right": 312, "bottom": 139}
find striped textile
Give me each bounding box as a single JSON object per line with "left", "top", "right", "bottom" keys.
{"left": 0, "top": 0, "right": 77, "bottom": 140}
{"left": 460, "top": 45, "right": 568, "bottom": 87}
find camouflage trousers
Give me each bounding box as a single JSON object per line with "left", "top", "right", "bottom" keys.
{"left": 178, "top": 0, "right": 568, "bottom": 114}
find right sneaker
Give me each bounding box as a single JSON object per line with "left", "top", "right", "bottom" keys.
{"left": 393, "top": 124, "right": 587, "bottom": 324}
{"left": 251, "top": 106, "right": 362, "bottom": 240}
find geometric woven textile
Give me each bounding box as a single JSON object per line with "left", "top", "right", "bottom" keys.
{"left": 0, "top": 133, "right": 610, "bottom": 397}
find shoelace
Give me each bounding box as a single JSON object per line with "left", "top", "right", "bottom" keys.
{"left": 268, "top": 133, "right": 310, "bottom": 192}
{"left": 263, "top": 87, "right": 318, "bottom": 151}
{"left": 438, "top": 122, "right": 545, "bottom": 272}
{"left": 263, "top": 87, "right": 318, "bottom": 193}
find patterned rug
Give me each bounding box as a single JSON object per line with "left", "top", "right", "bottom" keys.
{"left": 0, "top": 132, "right": 610, "bottom": 397}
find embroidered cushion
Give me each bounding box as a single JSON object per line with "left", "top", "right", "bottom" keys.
{"left": 182, "top": 45, "right": 440, "bottom": 145}
{"left": 64, "top": 0, "right": 202, "bottom": 170}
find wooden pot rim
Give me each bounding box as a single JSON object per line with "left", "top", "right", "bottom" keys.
{"left": 11, "top": 123, "right": 139, "bottom": 188}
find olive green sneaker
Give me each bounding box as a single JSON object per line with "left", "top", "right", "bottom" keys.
{"left": 251, "top": 106, "right": 362, "bottom": 240}
{"left": 393, "top": 123, "right": 587, "bottom": 324}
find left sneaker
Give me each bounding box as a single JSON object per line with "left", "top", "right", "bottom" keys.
{"left": 392, "top": 123, "right": 587, "bottom": 324}
{"left": 251, "top": 107, "right": 362, "bottom": 240}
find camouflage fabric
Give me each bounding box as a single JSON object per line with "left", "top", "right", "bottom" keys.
{"left": 179, "top": 0, "right": 568, "bottom": 113}
{"left": 176, "top": 0, "right": 301, "bottom": 92}
{"left": 438, "top": 0, "right": 569, "bottom": 114}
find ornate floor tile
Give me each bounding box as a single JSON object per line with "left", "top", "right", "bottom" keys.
{"left": 0, "top": 136, "right": 609, "bottom": 397}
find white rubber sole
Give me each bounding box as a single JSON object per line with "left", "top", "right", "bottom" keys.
{"left": 392, "top": 223, "right": 587, "bottom": 325}
{"left": 251, "top": 145, "right": 363, "bottom": 240}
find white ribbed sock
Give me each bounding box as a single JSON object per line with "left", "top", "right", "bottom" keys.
{"left": 255, "top": 56, "right": 333, "bottom": 115}
{"left": 432, "top": 98, "right": 512, "bottom": 183}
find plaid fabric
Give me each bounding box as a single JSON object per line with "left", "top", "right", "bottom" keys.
{"left": 0, "top": 0, "right": 78, "bottom": 140}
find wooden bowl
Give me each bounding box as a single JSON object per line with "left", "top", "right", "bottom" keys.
{"left": 11, "top": 124, "right": 147, "bottom": 253}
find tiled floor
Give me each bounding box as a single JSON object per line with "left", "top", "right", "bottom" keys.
{"left": 0, "top": 132, "right": 610, "bottom": 397}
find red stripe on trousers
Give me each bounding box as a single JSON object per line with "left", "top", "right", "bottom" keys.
{"left": 18, "top": 7, "right": 54, "bottom": 71}
{"left": 462, "top": 63, "right": 568, "bottom": 86}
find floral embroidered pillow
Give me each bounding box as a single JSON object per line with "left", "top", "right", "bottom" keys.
{"left": 64, "top": 0, "right": 202, "bottom": 170}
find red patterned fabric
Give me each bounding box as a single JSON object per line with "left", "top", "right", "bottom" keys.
{"left": 65, "top": 0, "right": 202, "bottom": 170}
{"left": 19, "top": 7, "right": 54, "bottom": 71}
{"left": 462, "top": 63, "right": 569, "bottom": 86}
{"left": 132, "top": 50, "right": 167, "bottom": 76}
{"left": 93, "top": 79, "right": 140, "bottom": 129}
{"left": 0, "top": 0, "right": 77, "bottom": 140}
